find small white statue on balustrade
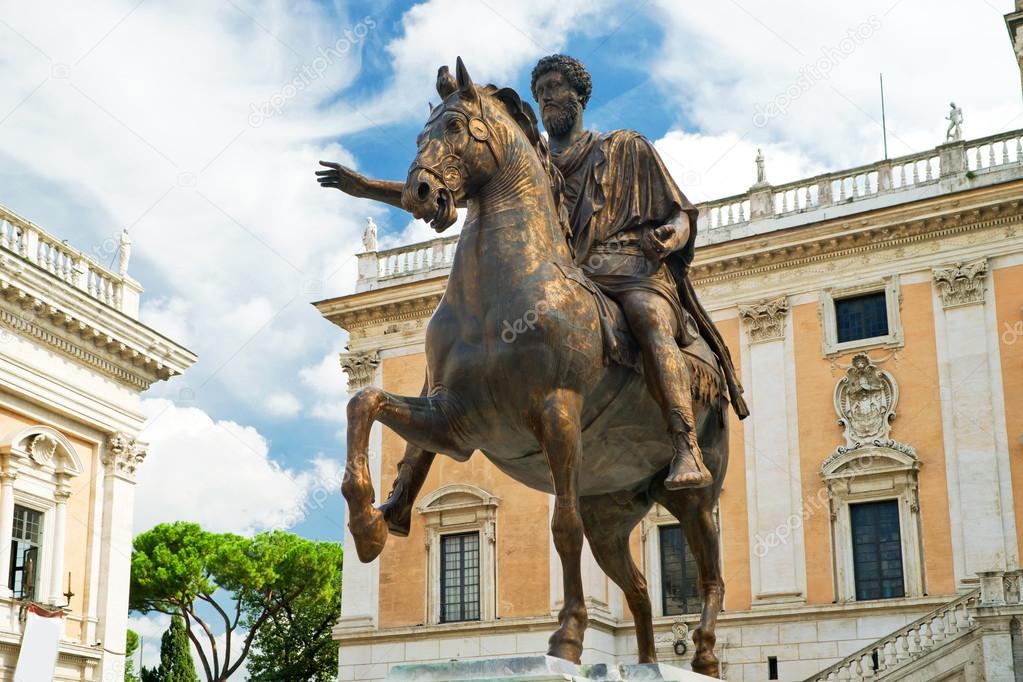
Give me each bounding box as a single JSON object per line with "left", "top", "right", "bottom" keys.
{"left": 755, "top": 148, "right": 767, "bottom": 185}
{"left": 362, "top": 217, "right": 378, "bottom": 253}
{"left": 118, "top": 229, "right": 131, "bottom": 277}
{"left": 946, "top": 102, "right": 964, "bottom": 142}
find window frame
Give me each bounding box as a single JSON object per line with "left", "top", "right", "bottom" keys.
{"left": 439, "top": 530, "right": 482, "bottom": 624}
{"left": 820, "top": 276, "right": 903, "bottom": 356}
{"left": 418, "top": 484, "right": 499, "bottom": 625}
{"left": 9, "top": 504, "right": 44, "bottom": 600}
{"left": 849, "top": 499, "right": 906, "bottom": 602}
{"left": 822, "top": 446, "right": 923, "bottom": 603}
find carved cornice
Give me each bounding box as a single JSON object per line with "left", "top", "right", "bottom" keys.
{"left": 340, "top": 350, "right": 380, "bottom": 392}
{"left": 0, "top": 271, "right": 194, "bottom": 389}
{"left": 932, "top": 258, "right": 988, "bottom": 308}
{"left": 738, "top": 296, "right": 789, "bottom": 342}
{"left": 690, "top": 196, "right": 1022, "bottom": 286}
{"left": 102, "top": 432, "right": 147, "bottom": 481}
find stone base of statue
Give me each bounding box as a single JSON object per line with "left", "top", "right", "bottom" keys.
{"left": 385, "top": 655, "right": 718, "bottom": 681}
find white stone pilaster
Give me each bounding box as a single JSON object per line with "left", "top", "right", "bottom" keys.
{"left": 336, "top": 360, "right": 383, "bottom": 634}
{"left": 932, "top": 259, "right": 1019, "bottom": 585}
{"left": 0, "top": 458, "right": 17, "bottom": 601}
{"left": 49, "top": 478, "right": 70, "bottom": 606}
{"left": 739, "top": 297, "right": 806, "bottom": 605}
{"left": 96, "top": 435, "right": 144, "bottom": 679}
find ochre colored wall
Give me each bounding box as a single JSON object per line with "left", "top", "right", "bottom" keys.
{"left": 995, "top": 265, "right": 1023, "bottom": 561}
{"left": 376, "top": 352, "right": 551, "bottom": 628}
{"left": 792, "top": 281, "right": 956, "bottom": 605}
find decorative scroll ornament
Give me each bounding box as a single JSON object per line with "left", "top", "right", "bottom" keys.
{"left": 738, "top": 296, "right": 789, "bottom": 343}
{"left": 340, "top": 350, "right": 381, "bottom": 392}
{"left": 103, "top": 433, "right": 148, "bottom": 479}
{"left": 932, "top": 258, "right": 987, "bottom": 308}
{"left": 834, "top": 353, "right": 898, "bottom": 447}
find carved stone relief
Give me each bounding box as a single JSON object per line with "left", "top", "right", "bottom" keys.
{"left": 738, "top": 296, "right": 789, "bottom": 343}
{"left": 933, "top": 258, "right": 988, "bottom": 308}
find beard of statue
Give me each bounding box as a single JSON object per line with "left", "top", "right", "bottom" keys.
{"left": 542, "top": 100, "right": 580, "bottom": 138}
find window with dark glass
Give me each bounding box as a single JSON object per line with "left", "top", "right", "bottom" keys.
{"left": 835, "top": 291, "right": 889, "bottom": 343}
{"left": 9, "top": 505, "right": 42, "bottom": 600}
{"left": 851, "top": 500, "right": 905, "bottom": 601}
{"left": 440, "top": 532, "right": 480, "bottom": 623}
{"left": 659, "top": 524, "right": 701, "bottom": 616}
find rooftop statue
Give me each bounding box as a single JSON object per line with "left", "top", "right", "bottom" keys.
{"left": 316, "top": 56, "right": 748, "bottom": 678}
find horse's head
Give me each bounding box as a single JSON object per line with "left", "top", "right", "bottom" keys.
{"left": 402, "top": 57, "right": 540, "bottom": 233}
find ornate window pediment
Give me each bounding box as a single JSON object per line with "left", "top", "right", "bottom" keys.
{"left": 0, "top": 426, "right": 82, "bottom": 477}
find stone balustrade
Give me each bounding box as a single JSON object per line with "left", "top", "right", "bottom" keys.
{"left": 354, "top": 128, "right": 1023, "bottom": 291}
{"left": 0, "top": 205, "right": 141, "bottom": 317}
{"left": 806, "top": 588, "right": 983, "bottom": 681}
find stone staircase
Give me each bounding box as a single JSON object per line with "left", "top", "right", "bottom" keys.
{"left": 805, "top": 588, "right": 981, "bottom": 680}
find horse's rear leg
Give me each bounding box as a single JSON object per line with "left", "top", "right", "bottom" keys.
{"left": 345, "top": 387, "right": 467, "bottom": 562}
{"left": 533, "top": 389, "right": 587, "bottom": 664}
{"left": 579, "top": 492, "right": 656, "bottom": 663}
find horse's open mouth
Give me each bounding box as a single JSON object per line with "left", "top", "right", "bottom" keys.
{"left": 430, "top": 189, "right": 457, "bottom": 232}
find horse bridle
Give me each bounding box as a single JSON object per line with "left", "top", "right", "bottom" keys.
{"left": 409, "top": 93, "right": 503, "bottom": 195}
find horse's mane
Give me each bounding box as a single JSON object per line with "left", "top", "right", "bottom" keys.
{"left": 482, "top": 84, "right": 572, "bottom": 246}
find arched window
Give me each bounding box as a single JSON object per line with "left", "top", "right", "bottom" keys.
{"left": 417, "top": 484, "right": 499, "bottom": 624}
{"left": 0, "top": 426, "right": 83, "bottom": 605}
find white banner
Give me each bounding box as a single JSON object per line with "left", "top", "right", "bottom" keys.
{"left": 14, "top": 609, "right": 63, "bottom": 682}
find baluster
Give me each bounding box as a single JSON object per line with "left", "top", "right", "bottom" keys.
{"left": 1016, "top": 137, "right": 1022, "bottom": 163}
{"left": 932, "top": 613, "right": 946, "bottom": 642}
{"left": 741, "top": 201, "right": 749, "bottom": 221}
{"left": 919, "top": 620, "right": 933, "bottom": 648}
{"left": 975, "top": 146, "right": 983, "bottom": 169}
{"left": 728, "top": 203, "right": 736, "bottom": 225}
{"left": 882, "top": 640, "right": 897, "bottom": 668}
{"left": 895, "top": 634, "right": 909, "bottom": 662}
{"left": 925, "top": 158, "right": 934, "bottom": 181}
{"left": 805, "top": 185, "right": 813, "bottom": 208}
{"left": 1003, "top": 140, "right": 1010, "bottom": 165}
{"left": 955, "top": 603, "right": 971, "bottom": 630}
{"left": 906, "top": 627, "right": 920, "bottom": 655}
{"left": 989, "top": 143, "right": 997, "bottom": 168}
{"left": 838, "top": 178, "right": 847, "bottom": 201}
{"left": 853, "top": 658, "right": 866, "bottom": 681}
{"left": 837, "top": 664, "right": 852, "bottom": 681}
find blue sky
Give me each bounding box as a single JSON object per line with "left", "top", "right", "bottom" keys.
{"left": 0, "top": 0, "right": 1018, "bottom": 538}
{"left": 1, "top": 4, "right": 1020, "bottom": 662}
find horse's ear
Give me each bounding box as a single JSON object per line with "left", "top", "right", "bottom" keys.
{"left": 493, "top": 87, "right": 541, "bottom": 148}
{"left": 436, "top": 66, "right": 456, "bottom": 98}
{"left": 455, "top": 56, "right": 475, "bottom": 97}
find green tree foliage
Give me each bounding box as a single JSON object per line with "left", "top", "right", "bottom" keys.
{"left": 245, "top": 541, "right": 343, "bottom": 681}
{"left": 159, "top": 616, "right": 200, "bottom": 682}
{"left": 130, "top": 522, "right": 343, "bottom": 682}
{"left": 124, "top": 629, "right": 141, "bottom": 682}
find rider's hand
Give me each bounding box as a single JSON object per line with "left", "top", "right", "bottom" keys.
{"left": 316, "top": 161, "right": 368, "bottom": 196}
{"left": 641, "top": 224, "right": 684, "bottom": 261}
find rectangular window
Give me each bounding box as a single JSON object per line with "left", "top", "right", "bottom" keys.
{"left": 440, "top": 532, "right": 480, "bottom": 623}
{"left": 835, "top": 291, "right": 889, "bottom": 343}
{"left": 9, "top": 505, "right": 42, "bottom": 600}
{"left": 659, "top": 524, "right": 702, "bottom": 616}
{"left": 851, "top": 500, "right": 905, "bottom": 601}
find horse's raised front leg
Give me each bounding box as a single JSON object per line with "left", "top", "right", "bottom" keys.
{"left": 378, "top": 379, "right": 437, "bottom": 537}
{"left": 344, "top": 387, "right": 469, "bottom": 562}
{"left": 533, "top": 389, "right": 587, "bottom": 664}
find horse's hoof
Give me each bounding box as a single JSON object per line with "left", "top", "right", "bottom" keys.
{"left": 692, "top": 659, "right": 720, "bottom": 679}
{"left": 349, "top": 507, "right": 388, "bottom": 562}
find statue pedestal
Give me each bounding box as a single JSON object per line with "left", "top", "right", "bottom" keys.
{"left": 385, "top": 655, "right": 718, "bottom": 681}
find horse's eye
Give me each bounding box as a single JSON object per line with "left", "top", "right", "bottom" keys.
{"left": 447, "top": 118, "right": 461, "bottom": 131}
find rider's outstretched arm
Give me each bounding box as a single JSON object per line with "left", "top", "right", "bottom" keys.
{"left": 361, "top": 179, "right": 406, "bottom": 210}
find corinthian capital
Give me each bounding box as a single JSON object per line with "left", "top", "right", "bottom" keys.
{"left": 738, "top": 296, "right": 789, "bottom": 343}
{"left": 933, "top": 258, "right": 987, "bottom": 308}
{"left": 103, "top": 433, "right": 148, "bottom": 480}
{"left": 340, "top": 350, "right": 380, "bottom": 392}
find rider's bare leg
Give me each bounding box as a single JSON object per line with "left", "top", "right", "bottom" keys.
{"left": 619, "top": 290, "right": 712, "bottom": 489}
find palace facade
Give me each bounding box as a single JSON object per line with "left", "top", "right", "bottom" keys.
{"left": 0, "top": 205, "right": 195, "bottom": 679}
{"left": 320, "top": 8, "right": 1023, "bottom": 681}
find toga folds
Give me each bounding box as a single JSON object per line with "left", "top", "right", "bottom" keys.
{"left": 552, "top": 129, "right": 750, "bottom": 419}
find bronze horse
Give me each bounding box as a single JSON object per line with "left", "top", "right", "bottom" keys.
{"left": 334, "top": 58, "right": 730, "bottom": 676}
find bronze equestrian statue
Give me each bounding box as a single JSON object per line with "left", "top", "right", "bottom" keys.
{"left": 316, "top": 56, "right": 748, "bottom": 678}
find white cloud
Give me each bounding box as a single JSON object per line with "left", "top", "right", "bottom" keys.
{"left": 654, "top": 130, "right": 824, "bottom": 203}
{"left": 136, "top": 398, "right": 342, "bottom": 535}
{"left": 265, "top": 391, "right": 301, "bottom": 418}
{"left": 645, "top": 0, "right": 1020, "bottom": 174}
